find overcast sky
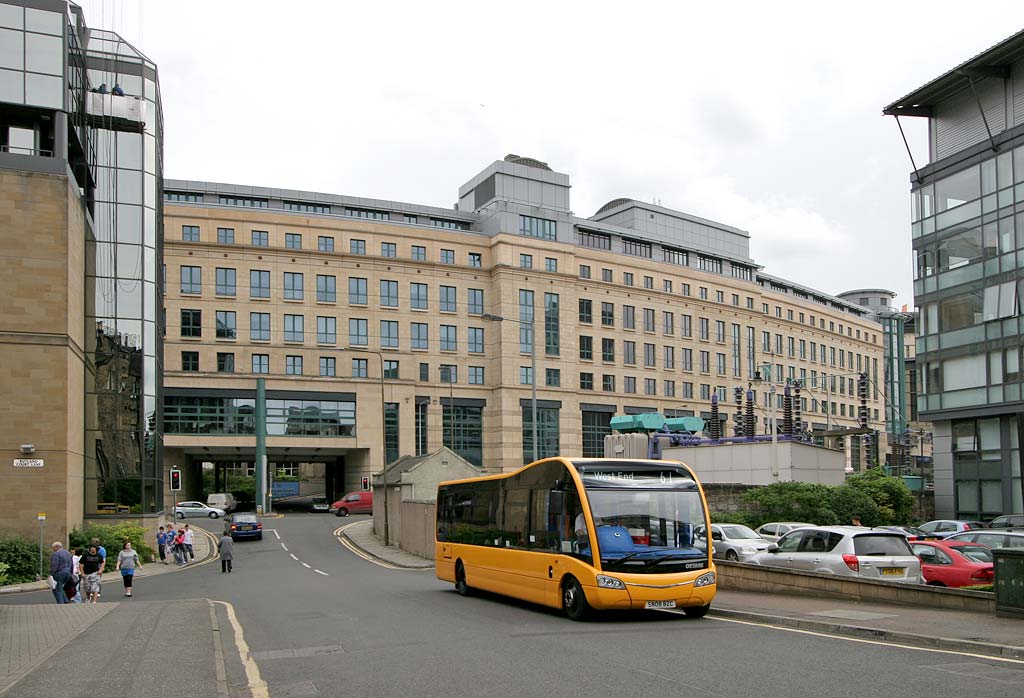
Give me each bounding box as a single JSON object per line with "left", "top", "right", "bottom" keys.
{"left": 81, "top": 1, "right": 1024, "bottom": 309}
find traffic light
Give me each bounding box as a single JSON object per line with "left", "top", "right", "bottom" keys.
{"left": 169, "top": 468, "right": 182, "bottom": 491}
{"left": 361, "top": 476, "right": 370, "bottom": 491}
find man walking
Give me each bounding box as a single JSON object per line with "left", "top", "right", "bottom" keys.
{"left": 184, "top": 524, "right": 195, "bottom": 561}
{"left": 48, "top": 542, "right": 73, "bottom": 604}
{"left": 157, "top": 526, "right": 168, "bottom": 564}
{"left": 218, "top": 530, "right": 234, "bottom": 573}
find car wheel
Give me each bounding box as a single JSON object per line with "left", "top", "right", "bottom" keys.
{"left": 209, "top": 512, "right": 219, "bottom": 519}
{"left": 683, "top": 604, "right": 710, "bottom": 619}
{"left": 562, "top": 576, "right": 591, "bottom": 621}
{"left": 725, "top": 549, "right": 739, "bottom": 562}
{"left": 455, "top": 561, "right": 471, "bottom": 596}
{"left": 175, "top": 512, "right": 184, "bottom": 519}
{"left": 338, "top": 507, "right": 349, "bottom": 517}
{"left": 256, "top": 534, "right": 263, "bottom": 541}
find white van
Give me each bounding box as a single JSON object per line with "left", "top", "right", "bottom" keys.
{"left": 207, "top": 492, "right": 236, "bottom": 512}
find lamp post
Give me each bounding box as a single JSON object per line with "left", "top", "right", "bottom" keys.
{"left": 347, "top": 346, "right": 388, "bottom": 546}
{"left": 751, "top": 360, "right": 779, "bottom": 481}
{"left": 481, "top": 312, "right": 537, "bottom": 461}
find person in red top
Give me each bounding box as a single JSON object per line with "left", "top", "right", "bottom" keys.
{"left": 173, "top": 528, "right": 187, "bottom": 565}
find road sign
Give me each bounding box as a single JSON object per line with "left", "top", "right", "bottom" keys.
{"left": 14, "top": 458, "right": 44, "bottom": 468}
{"left": 37, "top": 513, "right": 45, "bottom": 521}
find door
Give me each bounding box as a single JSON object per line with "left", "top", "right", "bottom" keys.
{"left": 769, "top": 530, "right": 806, "bottom": 570}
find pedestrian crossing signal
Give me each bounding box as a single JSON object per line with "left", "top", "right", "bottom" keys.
{"left": 170, "top": 468, "right": 182, "bottom": 491}
{"left": 361, "top": 476, "right": 370, "bottom": 491}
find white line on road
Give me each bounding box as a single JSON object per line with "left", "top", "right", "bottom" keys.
{"left": 301, "top": 562, "right": 311, "bottom": 569}
{"left": 281, "top": 543, "right": 288, "bottom": 552}
{"left": 272, "top": 529, "right": 281, "bottom": 540}
{"left": 314, "top": 569, "right": 329, "bottom": 576}
{"left": 289, "top": 553, "right": 298, "bottom": 561}
{"left": 211, "top": 600, "right": 270, "bottom": 698}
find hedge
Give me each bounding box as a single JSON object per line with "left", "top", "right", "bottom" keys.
{"left": 0, "top": 536, "right": 46, "bottom": 584}
{"left": 70, "top": 523, "right": 156, "bottom": 572}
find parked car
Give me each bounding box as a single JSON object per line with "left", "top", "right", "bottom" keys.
{"left": 228, "top": 512, "right": 263, "bottom": 540}
{"left": 754, "top": 522, "right": 815, "bottom": 543}
{"left": 330, "top": 491, "right": 373, "bottom": 517}
{"left": 872, "top": 525, "right": 943, "bottom": 541}
{"left": 175, "top": 501, "right": 226, "bottom": 519}
{"left": 748, "top": 526, "right": 923, "bottom": 583}
{"left": 207, "top": 492, "right": 237, "bottom": 513}
{"left": 917, "top": 519, "right": 987, "bottom": 537}
{"left": 310, "top": 496, "right": 330, "bottom": 513}
{"left": 944, "top": 529, "right": 1024, "bottom": 549}
{"left": 988, "top": 514, "right": 1024, "bottom": 529}
{"left": 910, "top": 540, "right": 993, "bottom": 587}
{"left": 697, "top": 523, "right": 772, "bottom": 561}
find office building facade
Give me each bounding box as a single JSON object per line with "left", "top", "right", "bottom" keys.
{"left": 885, "top": 30, "right": 1024, "bottom": 519}
{"left": 162, "top": 155, "right": 885, "bottom": 501}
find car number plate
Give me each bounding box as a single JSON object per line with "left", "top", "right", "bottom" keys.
{"left": 880, "top": 567, "right": 904, "bottom": 576}
{"left": 645, "top": 600, "right": 676, "bottom": 609}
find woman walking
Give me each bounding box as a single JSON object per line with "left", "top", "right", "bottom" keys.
{"left": 80, "top": 544, "right": 103, "bottom": 603}
{"left": 115, "top": 541, "right": 141, "bottom": 597}
{"left": 218, "top": 529, "right": 234, "bottom": 573}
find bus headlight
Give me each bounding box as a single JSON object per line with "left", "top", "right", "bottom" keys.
{"left": 694, "top": 572, "right": 716, "bottom": 588}
{"left": 596, "top": 575, "right": 625, "bottom": 590}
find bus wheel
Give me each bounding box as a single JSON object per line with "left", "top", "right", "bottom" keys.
{"left": 455, "top": 562, "right": 471, "bottom": 596}
{"left": 562, "top": 577, "right": 590, "bottom": 621}
{"left": 683, "top": 604, "right": 710, "bottom": 619}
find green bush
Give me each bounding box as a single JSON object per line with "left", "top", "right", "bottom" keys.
{"left": 826, "top": 485, "right": 881, "bottom": 526}
{"left": 741, "top": 481, "right": 837, "bottom": 527}
{"left": 0, "top": 562, "right": 8, "bottom": 586}
{"left": 960, "top": 584, "right": 994, "bottom": 592}
{"left": 0, "top": 536, "right": 45, "bottom": 584}
{"left": 709, "top": 511, "right": 756, "bottom": 526}
{"left": 70, "top": 523, "right": 155, "bottom": 572}
{"left": 845, "top": 468, "right": 914, "bottom": 524}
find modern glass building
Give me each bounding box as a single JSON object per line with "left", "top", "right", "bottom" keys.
{"left": 885, "top": 29, "right": 1024, "bottom": 519}
{"left": 0, "top": 0, "right": 162, "bottom": 540}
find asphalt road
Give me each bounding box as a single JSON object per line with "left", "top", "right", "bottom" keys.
{"left": 5, "top": 514, "right": 1022, "bottom": 697}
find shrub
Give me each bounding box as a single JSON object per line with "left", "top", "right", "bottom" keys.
{"left": 70, "top": 523, "right": 155, "bottom": 572}
{"left": 741, "top": 481, "right": 837, "bottom": 526}
{"left": 960, "top": 584, "right": 994, "bottom": 592}
{"left": 0, "top": 536, "right": 46, "bottom": 584}
{"left": 709, "top": 511, "right": 755, "bottom": 526}
{"left": 827, "top": 485, "right": 882, "bottom": 526}
{"left": 0, "top": 562, "right": 7, "bottom": 586}
{"left": 845, "top": 467, "right": 914, "bottom": 525}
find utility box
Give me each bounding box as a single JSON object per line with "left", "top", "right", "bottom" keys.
{"left": 994, "top": 548, "right": 1024, "bottom": 619}
{"left": 634, "top": 413, "right": 666, "bottom": 432}
{"left": 609, "top": 415, "right": 639, "bottom": 433}
{"left": 603, "top": 433, "right": 650, "bottom": 459}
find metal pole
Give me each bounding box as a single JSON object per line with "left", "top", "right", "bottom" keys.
{"left": 255, "top": 378, "right": 266, "bottom": 515}
{"left": 378, "top": 351, "right": 388, "bottom": 547}
{"left": 530, "top": 317, "right": 538, "bottom": 461}
{"left": 38, "top": 519, "right": 43, "bottom": 580}
{"left": 770, "top": 385, "right": 778, "bottom": 480}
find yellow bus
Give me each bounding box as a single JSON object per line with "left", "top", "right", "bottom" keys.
{"left": 435, "top": 457, "right": 716, "bottom": 620}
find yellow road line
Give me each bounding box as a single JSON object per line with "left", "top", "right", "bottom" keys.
{"left": 211, "top": 599, "right": 270, "bottom": 698}
{"left": 332, "top": 523, "right": 409, "bottom": 571}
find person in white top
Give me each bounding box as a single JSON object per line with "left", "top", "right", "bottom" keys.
{"left": 183, "top": 524, "right": 195, "bottom": 562}
{"left": 69, "top": 548, "right": 82, "bottom": 604}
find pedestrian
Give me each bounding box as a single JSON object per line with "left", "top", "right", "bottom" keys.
{"left": 80, "top": 544, "right": 104, "bottom": 603}
{"left": 164, "top": 525, "right": 175, "bottom": 562}
{"left": 65, "top": 547, "right": 81, "bottom": 604}
{"left": 184, "top": 524, "right": 195, "bottom": 561}
{"left": 851, "top": 515, "right": 863, "bottom": 526}
{"left": 218, "top": 531, "right": 234, "bottom": 573}
{"left": 115, "top": 541, "right": 141, "bottom": 597}
{"left": 174, "top": 528, "right": 187, "bottom": 565}
{"left": 90, "top": 537, "right": 107, "bottom": 598}
{"left": 157, "top": 526, "right": 168, "bottom": 565}
{"left": 48, "top": 541, "right": 73, "bottom": 604}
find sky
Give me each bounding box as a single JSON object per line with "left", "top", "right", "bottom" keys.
{"left": 80, "top": 1, "right": 1024, "bottom": 309}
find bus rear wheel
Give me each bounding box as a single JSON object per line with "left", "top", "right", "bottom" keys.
{"left": 562, "top": 577, "right": 591, "bottom": 621}
{"left": 455, "top": 562, "right": 471, "bottom": 596}
{"left": 683, "top": 604, "right": 710, "bottom": 619}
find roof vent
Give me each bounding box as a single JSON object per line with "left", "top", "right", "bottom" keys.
{"left": 503, "top": 154, "right": 552, "bottom": 171}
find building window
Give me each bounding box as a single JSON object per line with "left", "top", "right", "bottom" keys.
{"left": 403, "top": 214, "right": 418, "bottom": 225}
{"left": 623, "top": 272, "right": 634, "bottom": 287}
{"left": 250, "top": 312, "right": 270, "bottom": 341}
{"left": 545, "top": 293, "right": 560, "bottom": 357}
{"left": 252, "top": 354, "right": 269, "bottom": 374}
{"left": 215, "top": 267, "right": 236, "bottom": 296}
{"left": 644, "top": 343, "right": 656, "bottom": 368}
{"left": 578, "top": 230, "right": 611, "bottom": 249}
{"left": 467, "top": 288, "right": 484, "bottom": 315}
{"left": 380, "top": 280, "right": 399, "bottom": 307}
{"left": 603, "top": 374, "right": 616, "bottom": 392}
{"left": 522, "top": 405, "right": 560, "bottom": 463}
{"left": 519, "top": 289, "right": 534, "bottom": 353}
{"left": 352, "top": 358, "right": 368, "bottom": 378}
{"left": 643, "top": 276, "right": 654, "bottom": 290}
{"left": 717, "top": 353, "right": 726, "bottom": 375}
{"left": 285, "top": 233, "right": 302, "bottom": 249}
{"left": 381, "top": 242, "right": 396, "bottom": 258}
{"left": 317, "top": 275, "right": 336, "bottom": 303}
{"left": 699, "top": 287, "right": 708, "bottom": 300}
{"left": 440, "top": 285, "right": 457, "bottom": 312}
{"left": 682, "top": 348, "right": 693, "bottom": 371}
{"left": 440, "top": 249, "right": 455, "bottom": 264}
{"left": 220, "top": 196, "right": 267, "bottom": 208}
{"left": 602, "top": 337, "right": 615, "bottom": 362}
{"left": 520, "top": 366, "right": 534, "bottom": 385}
{"left": 579, "top": 335, "right": 593, "bottom": 360}
{"left": 643, "top": 308, "right": 655, "bottom": 332}
{"left": 468, "top": 252, "right": 482, "bottom": 267}
{"left": 284, "top": 272, "right": 304, "bottom": 300}
{"left": 182, "top": 225, "right": 200, "bottom": 242}
{"left": 217, "top": 227, "right": 234, "bottom": 244}
{"left": 520, "top": 254, "right": 533, "bottom": 269}
{"left": 699, "top": 318, "right": 710, "bottom": 341}
{"left": 546, "top": 368, "right": 561, "bottom": 387}
{"left": 320, "top": 357, "right": 336, "bottom": 377}
{"left": 346, "top": 207, "right": 388, "bottom": 220}
{"left": 381, "top": 320, "right": 399, "bottom": 348}
{"left": 350, "top": 239, "right": 366, "bottom": 255}
{"left": 217, "top": 352, "right": 234, "bottom": 373}
{"left": 444, "top": 404, "right": 483, "bottom": 466}
{"left": 664, "top": 380, "right": 676, "bottom": 397}
{"left": 645, "top": 378, "right": 657, "bottom": 395}
{"left": 250, "top": 270, "right": 270, "bottom": 298}
{"left": 284, "top": 314, "right": 304, "bottom": 342}
{"left": 683, "top": 382, "right": 693, "bottom": 398}
{"left": 579, "top": 265, "right": 591, "bottom": 279}
{"left": 545, "top": 257, "right": 558, "bottom": 273}
{"left": 318, "top": 236, "right": 334, "bottom": 252}
{"left": 440, "top": 325, "right": 457, "bottom": 351}
{"left": 180, "top": 309, "right": 201, "bottom": 338}
{"left": 283, "top": 201, "right": 330, "bottom": 213}
{"left": 468, "top": 327, "right": 484, "bottom": 353}
{"left": 251, "top": 230, "right": 268, "bottom": 246}
{"left": 415, "top": 401, "right": 427, "bottom": 456}
{"left": 700, "top": 351, "right": 710, "bottom": 373}
{"left": 731, "top": 265, "right": 752, "bottom": 281}
{"left": 579, "top": 299, "right": 593, "bottom": 324}
{"left": 317, "top": 316, "right": 336, "bottom": 344}
{"left": 349, "top": 277, "right": 367, "bottom": 305}
{"left": 383, "top": 360, "right": 399, "bottom": 379}
{"left": 663, "top": 311, "right": 674, "bottom": 336}
{"left": 411, "top": 323, "right": 428, "bottom": 350}
{"left": 582, "top": 411, "right": 612, "bottom": 457}
{"left": 216, "top": 311, "right": 236, "bottom": 339}
{"left": 601, "top": 302, "right": 614, "bottom": 327}
{"left": 664, "top": 345, "right": 675, "bottom": 369}
{"left": 384, "top": 403, "right": 399, "bottom": 465}
{"left": 624, "top": 341, "right": 636, "bottom": 365}
{"left": 716, "top": 290, "right": 724, "bottom": 304}
{"left": 716, "top": 320, "right": 726, "bottom": 342}
{"left": 182, "top": 351, "right": 199, "bottom": 372}
{"left": 286, "top": 355, "right": 303, "bottom": 375}
{"left": 624, "top": 376, "right": 636, "bottom": 394}
{"left": 181, "top": 266, "right": 201, "bottom": 294}
{"left": 682, "top": 283, "right": 691, "bottom": 296}
{"left": 165, "top": 191, "right": 203, "bottom": 203}
{"left": 664, "top": 247, "right": 688, "bottom": 266}
{"left": 411, "top": 283, "right": 428, "bottom": 310}
{"left": 602, "top": 268, "right": 613, "bottom": 282}
{"left": 440, "top": 365, "right": 457, "bottom": 383}
{"left": 623, "top": 239, "right": 652, "bottom": 258}
{"left": 580, "top": 372, "right": 594, "bottom": 390}
{"left": 419, "top": 363, "right": 430, "bottom": 382}
{"left": 519, "top": 215, "right": 556, "bottom": 240}
{"left": 349, "top": 318, "right": 368, "bottom": 346}
{"left": 412, "top": 245, "right": 426, "bottom": 261}
{"left": 681, "top": 314, "right": 692, "bottom": 338}
{"left": 697, "top": 256, "right": 723, "bottom": 273}
{"left": 700, "top": 384, "right": 711, "bottom": 400}
{"left": 432, "top": 218, "right": 468, "bottom": 230}
{"left": 468, "top": 366, "right": 484, "bottom": 384}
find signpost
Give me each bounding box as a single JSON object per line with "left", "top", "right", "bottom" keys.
{"left": 37, "top": 512, "right": 45, "bottom": 581}
{"left": 14, "top": 458, "right": 44, "bottom": 468}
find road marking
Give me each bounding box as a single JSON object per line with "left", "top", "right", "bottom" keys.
{"left": 289, "top": 553, "right": 298, "bottom": 561}
{"left": 211, "top": 600, "right": 270, "bottom": 698}
{"left": 301, "top": 562, "right": 311, "bottom": 569}
{"left": 272, "top": 529, "right": 281, "bottom": 540}
{"left": 704, "top": 614, "right": 1024, "bottom": 665}
{"left": 281, "top": 543, "right": 288, "bottom": 552}
{"left": 332, "top": 522, "right": 415, "bottom": 571}
{"left": 314, "top": 569, "right": 329, "bottom": 576}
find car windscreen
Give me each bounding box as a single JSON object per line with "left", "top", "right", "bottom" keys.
{"left": 955, "top": 545, "right": 993, "bottom": 563}
{"left": 721, "top": 525, "right": 760, "bottom": 540}
{"left": 853, "top": 534, "right": 912, "bottom": 556}
{"left": 233, "top": 515, "right": 258, "bottom": 523}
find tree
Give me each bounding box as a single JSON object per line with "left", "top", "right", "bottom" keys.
{"left": 845, "top": 467, "right": 914, "bottom": 525}
{"left": 827, "top": 485, "right": 881, "bottom": 526}
{"left": 741, "top": 481, "right": 838, "bottom": 527}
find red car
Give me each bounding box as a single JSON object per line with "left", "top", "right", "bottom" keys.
{"left": 910, "top": 540, "right": 994, "bottom": 588}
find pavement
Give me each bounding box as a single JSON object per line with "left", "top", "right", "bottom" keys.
{"left": 340, "top": 519, "right": 1024, "bottom": 661}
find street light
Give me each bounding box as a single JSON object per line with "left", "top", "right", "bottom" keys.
{"left": 347, "top": 346, "right": 389, "bottom": 546}
{"left": 750, "top": 361, "right": 779, "bottom": 481}
{"left": 481, "top": 312, "right": 538, "bottom": 461}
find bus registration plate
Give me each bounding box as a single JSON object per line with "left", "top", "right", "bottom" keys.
{"left": 645, "top": 600, "right": 676, "bottom": 609}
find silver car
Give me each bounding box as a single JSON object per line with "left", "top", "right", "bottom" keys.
{"left": 698, "top": 524, "right": 772, "bottom": 562}
{"left": 944, "top": 529, "right": 1024, "bottom": 549}
{"left": 174, "top": 501, "right": 226, "bottom": 519}
{"left": 754, "top": 521, "right": 815, "bottom": 543}
{"left": 748, "top": 526, "right": 923, "bottom": 584}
